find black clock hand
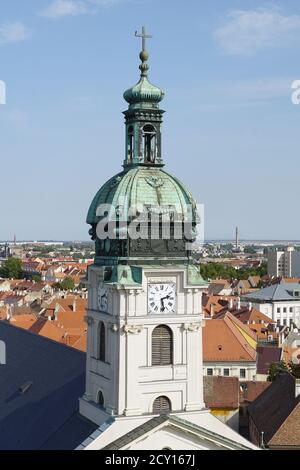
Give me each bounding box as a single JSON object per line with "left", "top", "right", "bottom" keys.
{"left": 161, "top": 295, "right": 171, "bottom": 301}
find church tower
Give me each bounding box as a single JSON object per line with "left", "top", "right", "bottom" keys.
{"left": 80, "top": 28, "right": 207, "bottom": 426}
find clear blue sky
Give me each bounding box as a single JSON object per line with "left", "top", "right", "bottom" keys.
{"left": 0, "top": 0, "right": 300, "bottom": 241}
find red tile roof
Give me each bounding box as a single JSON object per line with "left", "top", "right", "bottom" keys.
{"left": 256, "top": 347, "right": 282, "bottom": 375}
{"left": 240, "top": 381, "right": 271, "bottom": 403}
{"left": 204, "top": 376, "right": 239, "bottom": 409}
{"left": 203, "top": 313, "right": 257, "bottom": 362}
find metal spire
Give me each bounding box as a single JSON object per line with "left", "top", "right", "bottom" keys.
{"left": 135, "top": 27, "right": 152, "bottom": 77}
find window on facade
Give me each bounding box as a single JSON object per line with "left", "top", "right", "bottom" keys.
{"left": 290, "top": 307, "right": 293, "bottom": 313}
{"left": 98, "top": 390, "right": 104, "bottom": 408}
{"left": 283, "top": 308, "right": 287, "bottom": 313}
{"left": 240, "top": 369, "right": 246, "bottom": 379}
{"left": 277, "top": 308, "right": 280, "bottom": 313}
{"left": 223, "top": 369, "right": 230, "bottom": 377}
{"left": 207, "top": 368, "right": 213, "bottom": 376}
{"left": 143, "top": 125, "right": 156, "bottom": 163}
{"left": 99, "top": 322, "right": 106, "bottom": 362}
{"left": 283, "top": 319, "right": 287, "bottom": 326}
{"left": 127, "top": 125, "right": 134, "bottom": 161}
{"left": 152, "top": 325, "right": 173, "bottom": 366}
{"left": 153, "top": 396, "right": 171, "bottom": 414}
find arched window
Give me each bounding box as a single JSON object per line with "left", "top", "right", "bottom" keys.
{"left": 152, "top": 325, "right": 173, "bottom": 366}
{"left": 143, "top": 125, "right": 156, "bottom": 163}
{"left": 98, "top": 390, "right": 105, "bottom": 408}
{"left": 153, "top": 396, "right": 172, "bottom": 414}
{"left": 98, "top": 322, "right": 106, "bottom": 362}
{"left": 127, "top": 125, "right": 134, "bottom": 161}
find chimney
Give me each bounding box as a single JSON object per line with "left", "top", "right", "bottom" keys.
{"left": 73, "top": 296, "right": 77, "bottom": 313}
{"left": 54, "top": 303, "right": 59, "bottom": 321}
{"left": 6, "top": 305, "right": 12, "bottom": 321}
{"left": 228, "top": 298, "right": 233, "bottom": 310}
{"left": 248, "top": 302, "right": 252, "bottom": 311}
{"left": 210, "top": 304, "right": 214, "bottom": 318}
{"left": 237, "top": 297, "right": 241, "bottom": 310}
{"left": 296, "top": 379, "right": 300, "bottom": 398}
{"left": 260, "top": 431, "right": 265, "bottom": 449}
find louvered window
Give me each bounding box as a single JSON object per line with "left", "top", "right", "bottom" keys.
{"left": 152, "top": 325, "right": 173, "bottom": 366}
{"left": 153, "top": 396, "right": 172, "bottom": 414}
{"left": 99, "top": 322, "right": 106, "bottom": 362}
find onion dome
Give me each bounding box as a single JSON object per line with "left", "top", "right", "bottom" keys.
{"left": 123, "top": 44, "right": 164, "bottom": 108}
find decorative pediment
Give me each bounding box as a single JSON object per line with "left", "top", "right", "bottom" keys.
{"left": 99, "top": 414, "right": 258, "bottom": 451}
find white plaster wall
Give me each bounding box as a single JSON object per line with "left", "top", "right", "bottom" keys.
{"left": 82, "top": 266, "right": 206, "bottom": 422}
{"left": 203, "top": 362, "right": 256, "bottom": 381}
{"left": 252, "top": 301, "right": 300, "bottom": 327}
{"left": 212, "top": 409, "right": 239, "bottom": 432}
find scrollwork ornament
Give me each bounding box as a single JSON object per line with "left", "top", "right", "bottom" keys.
{"left": 123, "top": 324, "right": 144, "bottom": 335}
{"left": 182, "top": 322, "right": 203, "bottom": 332}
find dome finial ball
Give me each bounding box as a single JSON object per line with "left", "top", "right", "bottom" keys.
{"left": 140, "top": 50, "right": 149, "bottom": 62}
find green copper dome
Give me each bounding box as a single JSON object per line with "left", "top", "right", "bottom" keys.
{"left": 87, "top": 167, "right": 198, "bottom": 225}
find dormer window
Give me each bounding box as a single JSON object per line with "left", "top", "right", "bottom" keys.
{"left": 294, "top": 290, "right": 300, "bottom": 298}
{"left": 143, "top": 124, "right": 156, "bottom": 163}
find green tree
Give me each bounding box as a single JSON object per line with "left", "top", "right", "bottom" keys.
{"left": 52, "top": 277, "right": 75, "bottom": 291}
{"left": 60, "top": 277, "right": 75, "bottom": 291}
{"left": 32, "top": 274, "right": 42, "bottom": 283}
{"left": 52, "top": 282, "right": 62, "bottom": 290}
{"left": 288, "top": 361, "right": 300, "bottom": 379}
{"left": 0, "top": 257, "right": 23, "bottom": 279}
{"left": 200, "top": 261, "right": 267, "bottom": 281}
{"left": 267, "top": 361, "right": 289, "bottom": 382}
{"left": 244, "top": 246, "right": 256, "bottom": 254}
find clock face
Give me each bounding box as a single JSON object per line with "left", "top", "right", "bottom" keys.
{"left": 148, "top": 283, "right": 176, "bottom": 314}
{"left": 97, "top": 283, "right": 108, "bottom": 312}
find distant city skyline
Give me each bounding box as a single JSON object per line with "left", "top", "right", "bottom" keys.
{"left": 1, "top": 1, "right": 300, "bottom": 240}
{"left": 1, "top": 237, "right": 300, "bottom": 245}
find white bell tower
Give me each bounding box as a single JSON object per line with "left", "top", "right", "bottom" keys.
{"left": 80, "top": 25, "right": 208, "bottom": 428}
{"left": 77, "top": 27, "right": 258, "bottom": 452}
{"left": 80, "top": 264, "right": 207, "bottom": 426}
